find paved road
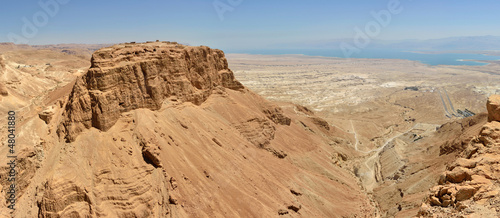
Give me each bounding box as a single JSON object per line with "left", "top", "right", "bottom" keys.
{"left": 443, "top": 88, "right": 462, "bottom": 117}
{"left": 437, "top": 89, "right": 452, "bottom": 118}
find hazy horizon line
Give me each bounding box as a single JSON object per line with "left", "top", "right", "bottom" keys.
{"left": 2, "top": 35, "right": 500, "bottom": 47}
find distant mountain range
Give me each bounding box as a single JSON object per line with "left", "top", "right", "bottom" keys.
{"left": 376, "top": 36, "right": 500, "bottom": 50}
{"left": 275, "top": 36, "right": 500, "bottom": 51}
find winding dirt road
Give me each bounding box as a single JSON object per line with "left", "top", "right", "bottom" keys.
{"left": 351, "top": 120, "right": 416, "bottom": 191}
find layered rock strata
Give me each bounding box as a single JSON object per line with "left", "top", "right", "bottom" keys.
{"left": 58, "top": 42, "right": 243, "bottom": 142}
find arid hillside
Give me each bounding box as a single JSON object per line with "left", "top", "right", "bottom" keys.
{"left": 1, "top": 42, "right": 498, "bottom": 218}
{"left": 227, "top": 53, "right": 500, "bottom": 217}
{"left": 417, "top": 95, "right": 500, "bottom": 217}
{"left": 0, "top": 42, "right": 377, "bottom": 217}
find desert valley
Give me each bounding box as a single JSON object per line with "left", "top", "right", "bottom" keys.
{"left": 228, "top": 53, "right": 500, "bottom": 217}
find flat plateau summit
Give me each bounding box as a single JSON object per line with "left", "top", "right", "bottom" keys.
{"left": 0, "top": 42, "right": 376, "bottom": 217}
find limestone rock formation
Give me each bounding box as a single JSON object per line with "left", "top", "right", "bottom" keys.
{"left": 38, "top": 106, "right": 56, "bottom": 124}
{"left": 2, "top": 42, "right": 377, "bottom": 217}
{"left": 487, "top": 95, "right": 500, "bottom": 122}
{"left": 58, "top": 42, "right": 243, "bottom": 142}
{"left": 419, "top": 95, "right": 500, "bottom": 217}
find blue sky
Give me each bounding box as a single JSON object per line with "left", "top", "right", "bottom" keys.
{"left": 1, "top": 0, "right": 499, "bottom": 50}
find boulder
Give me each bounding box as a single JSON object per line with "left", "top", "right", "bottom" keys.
{"left": 455, "top": 186, "right": 477, "bottom": 201}
{"left": 429, "top": 196, "right": 441, "bottom": 206}
{"left": 39, "top": 108, "right": 55, "bottom": 124}
{"left": 446, "top": 167, "right": 471, "bottom": 183}
{"left": 452, "top": 158, "right": 477, "bottom": 169}
{"left": 480, "top": 121, "right": 500, "bottom": 140}
{"left": 487, "top": 95, "right": 500, "bottom": 122}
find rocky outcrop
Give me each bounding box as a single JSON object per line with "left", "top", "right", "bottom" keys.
{"left": 37, "top": 180, "right": 94, "bottom": 217}
{"left": 58, "top": 42, "right": 243, "bottom": 142}
{"left": 0, "top": 55, "right": 5, "bottom": 70}
{"left": 419, "top": 96, "right": 500, "bottom": 217}
{"left": 38, "top": 106, "right": 56, "bottom": 124}
{"left": 0, "top": 56, "right": 6, "bottom": 96}
{"left": 262, "top": 106, "right": 291, "bottom": 126}
{"left": 487, "top": 95, "right": 500, "bottom": 122}
{"left": 234, "top": 118, "right": 276, "bottom": 148}
{"left": 438, "top": 113, "right": 487, "bottom": 155}
{"left": 0, "top": 83, "right": 7, "bottom": 96}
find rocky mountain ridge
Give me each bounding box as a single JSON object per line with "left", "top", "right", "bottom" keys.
{"left": 0, "top": 42, "right": 376, "bottom": 217}
{"left": 58, "top": 41, "right": 244, "bottom": 142}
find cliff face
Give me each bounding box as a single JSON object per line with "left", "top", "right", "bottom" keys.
{"left": 487, "top": 95, "right": 500, "bottom": 122}
{"left": 418, "top": 95, "right": 500, "bottom": 217}
{"left": 58, "top": 42, "right": 243, "bottom": 141}
{"left": 2, "top": 42, "right": 377, "bottom": 217}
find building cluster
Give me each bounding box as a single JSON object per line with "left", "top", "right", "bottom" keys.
{"left": 457, "top": 109, "right": 475, "bottom": 117}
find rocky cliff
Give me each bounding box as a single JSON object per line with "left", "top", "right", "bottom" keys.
{"left": 418, "top": 95, "right": 500, "bottom": 217}
{"left": 487, "top": 95, "right": 500, "bottom": 122}
{"left": 2, "top": 42, "right": 376, "bottom": 217}
{"left": 58, "top": 41, "right": 243, "bottom": 142}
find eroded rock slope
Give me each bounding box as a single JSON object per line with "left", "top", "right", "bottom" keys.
{"left": 1, "top": 42, "right": 377, "bottom": 217}
{"left": 58, "top": 42, "right": 243, "bottom": 142}
{"left": 418, "top": 95, "right": 500, "bottom": 217}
